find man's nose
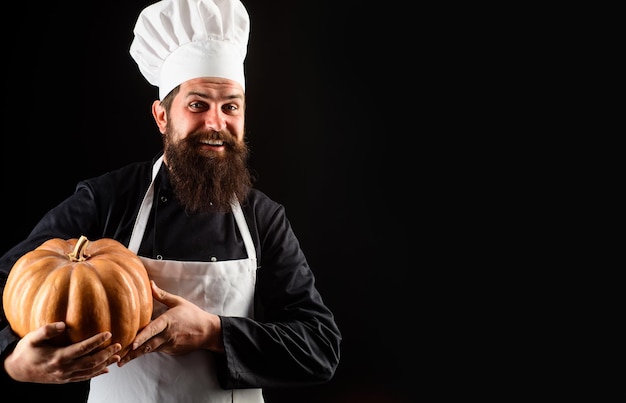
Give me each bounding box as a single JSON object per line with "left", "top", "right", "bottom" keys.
{"left": 204, "top": 109, "right": 226, "bottom": 131}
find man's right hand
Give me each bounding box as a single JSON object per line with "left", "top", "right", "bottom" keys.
{"left": 3, "top": 322, "right": 122, "bottom": 383}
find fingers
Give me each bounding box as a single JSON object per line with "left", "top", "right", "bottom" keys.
{"left": 30, "top": 321, "right": 66, "bottom": 344}
{"left": 118, "top": 342, "right": 154, "bottom": 367}
{"left": 31, "top": 322, "right": 115, "bottom": 357}
{"left": 151, "top": 280, "right": 176, "bottom": 305}
{"left": 64, "top": 331, "right": 115, "bottom": 357}
{"left": 134, "top": 316, "right": 167, "bottom": 349}
{"left": 61, "top": 340, "right": 122, "bottom": 382}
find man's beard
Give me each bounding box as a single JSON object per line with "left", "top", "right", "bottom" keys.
{"left": 164, "top": 128, "right": 252, "bottom": 213}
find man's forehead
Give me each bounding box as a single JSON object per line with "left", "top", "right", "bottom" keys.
{"left": 180, "top": 78, "right": 244, "bottom": 98}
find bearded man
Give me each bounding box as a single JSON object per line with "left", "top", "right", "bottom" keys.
{"left": 0, "top": 1, "right": 341, "bottom": 401}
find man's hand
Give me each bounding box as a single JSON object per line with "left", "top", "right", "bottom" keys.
{"left": 119, "top": 280, "right": 223, "bottom": 366}
{"left": 4, "top": 322, "right": 122, "bottom": 383}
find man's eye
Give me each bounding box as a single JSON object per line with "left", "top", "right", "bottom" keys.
{"left": 189, "top": 102, "right": 207, "bottom": 110}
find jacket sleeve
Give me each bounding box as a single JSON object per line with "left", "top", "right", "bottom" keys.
{"left": 215, "top": 199, "right": 341, "bottom": 389}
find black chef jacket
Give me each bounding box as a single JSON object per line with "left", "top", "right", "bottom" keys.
{"left": 0, "top": 153, "right": 341, "bottom": 400}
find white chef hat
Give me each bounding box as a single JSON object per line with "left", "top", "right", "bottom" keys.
{"left": 129, "top": 0, "right": 250, "bottom": 100}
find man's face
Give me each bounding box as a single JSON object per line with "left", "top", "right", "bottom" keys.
{"left": 161, "top": 77, "right": 246, "bottom": 154}
{"left": 155, "top": 77, "right": 251, "bottom": 213}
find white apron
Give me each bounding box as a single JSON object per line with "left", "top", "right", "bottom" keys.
{"left": 88, "top": 156, "right": 264, "bottom": 403}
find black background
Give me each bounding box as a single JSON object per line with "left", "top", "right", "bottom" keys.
{"left": 2, "top": 1, "right": 416, "bottom": 402}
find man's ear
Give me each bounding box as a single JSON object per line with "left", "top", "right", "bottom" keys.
{"left": 152, "top": 100, "right": 167, "bottom": 134}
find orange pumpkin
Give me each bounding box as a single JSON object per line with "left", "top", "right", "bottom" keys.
{"left": 2, "top": 235, "right": 153, "bottom": 355}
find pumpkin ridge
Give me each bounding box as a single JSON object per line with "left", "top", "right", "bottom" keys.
{"left": 37, "top": 238, "right": 76, "bottom": 254}
{"left": 30, "top": 265, "right": 73, "bottom": 343}
{"left": 3, "top": 257, "right": 70, "bottom": 337}
{"left": 98, "top": 265, "right": 141, "bottom": 351}
{"left": 64, "top": 261, "right": 111, "bottom": 344}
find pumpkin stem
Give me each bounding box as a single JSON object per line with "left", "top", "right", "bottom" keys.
{"left": 68, "top": 235, "right": 91, "bottom": 262}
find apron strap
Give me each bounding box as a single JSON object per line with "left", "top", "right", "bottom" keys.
{"left": 231, "top": 199, "right": 256, "bottom": 263}
{"left": 128, "top": 155, "right": 163, "bottom": 253}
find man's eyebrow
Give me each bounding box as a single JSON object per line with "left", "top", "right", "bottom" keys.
{"left": 186, "top": 91, "right": 244, "bottom": 101}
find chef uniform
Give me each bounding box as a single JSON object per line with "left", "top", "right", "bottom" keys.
{"left": 88, "top": 156, "right": 263, "bottom": 402}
